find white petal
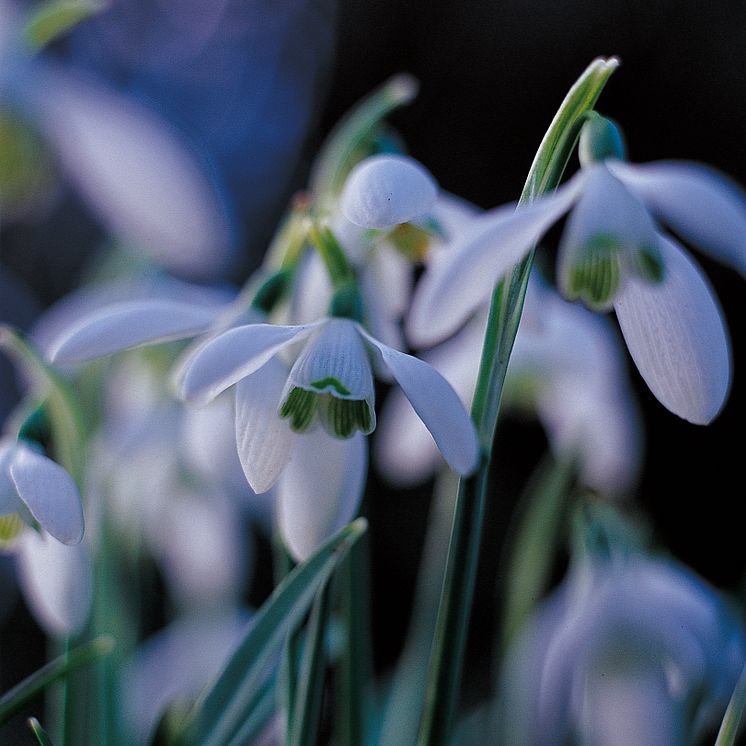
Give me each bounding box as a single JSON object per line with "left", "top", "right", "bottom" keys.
{"left": 340, "top": 154, "right": 438, "bottom": 228}
{"left": 375, "top": 317, "right": 483, "bottom": 486}
{"left": 176, "top": 322, "right": 319, "bottom": 406}
{"left": 9, "top": 445, "right": 84, "bottom": 545}
{"left": 235, "top": 357, "right": 296, "bottom": 493}
{"left": 557, "top": 163, "right": 659, "bottom": 307}
{"left": 277, "top": 431, "right": 367, "bottom": 562}
{"left": 14, "top": 530, "right": 92, "bottom": 637}
{"left": 48, "top": 300, "right": 220, "bottom": 364}
{"left": 611, "top": 160, "right": 746, "bottom": 275}
{"left": 35, "top": 68, "right": 234, "bottom": 279}
{"left": 407, "top": 178, "right": 581, "bottom": 348}
{"left": 284, "top": 319, "right": 376, "bottom": 403}
{"left": 614, "top": 235, "right": 731, "bottom": 424}
{"left": 359, "top": 327, "right": 479, "bottom": 476}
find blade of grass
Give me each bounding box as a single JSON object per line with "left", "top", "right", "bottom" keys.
{"left": 288, "top": 583, "right": 331, "bottom": 746}
{"left": 715, "top": 660, "right": 746, "bottom": 746}
{"left": 416, "top": 57, "right": 620, "bottom": 746}
{"left": 0, "top": 636, "right": 114, "bottom": 725}
{"left": 190, "top": 519, "right": 367, "bottom": 746}
{"left": 28, "top": 717, "right": 55, "bottom": 746}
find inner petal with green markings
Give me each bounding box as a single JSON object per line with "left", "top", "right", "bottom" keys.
{"left": 279, "top": 318, "right": 377, "bottom": 439}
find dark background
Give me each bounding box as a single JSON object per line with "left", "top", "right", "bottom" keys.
{"left": 2, "top": 0, "right": 745, "bottom": 739}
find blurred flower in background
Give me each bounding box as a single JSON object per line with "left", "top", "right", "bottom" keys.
{"left": 495, "top": 538, "right": 746, "bottom": 745}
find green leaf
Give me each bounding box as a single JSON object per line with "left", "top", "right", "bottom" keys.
{"left": 23, "top": 0, "right": 107, "bottom": 51}
{"left": 189, "top": 519, "right": 368, "bottom": 746}
{"left": 417, "top": 57, "right": 620, "bottom": 746}
{"left": 714, "top": 660, "right": 746, "bottom": 745}
{"left": 28, "top": 717, "right": 55, "bottom": 746}
{"left": 0, "top": 325, "right": 87, "bottom": 483}
{"left": 0, "top": 636, "right": 115, "bottom": 725}
{"left": 288, "top": 583, "right": 331, "bottom": 746}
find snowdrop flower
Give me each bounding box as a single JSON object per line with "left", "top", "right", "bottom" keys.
{"left": 377, "top": 274, "right": 641, "bottom": 496}
{"left": 0, "top": 436, "right": 84, "bottom": 546}
{"left": 409, "top": 114, "right": 746, "bottom": 425}
{"left": 291, "top": 153, "right": 441, "bottom": 349}
{"left": 176, "top": 316, "right": 479, "bottom": 494}
{"left": 495, "top": 551, "right": 746, "bottom": 746}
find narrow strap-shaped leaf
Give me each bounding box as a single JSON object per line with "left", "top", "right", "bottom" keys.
{"left": 417, "top": 57, "right": 620, "bottom": 746}
{"left": 223, "top": 674, "right": 277, "bottom": 746}
{"left": 288, "top": 583, "right": 331, "bottom": 746}
{"left": 0, "top": 636, "right": 114, "bottom": 725}
{"left": 715, "top": 661, "right": 746, "bottom": 746}
{"left": 28, "top": 717, "right": 55, "bottom": 746}
{"left": 192, "top": 518, "right": 368, "bottom": 746}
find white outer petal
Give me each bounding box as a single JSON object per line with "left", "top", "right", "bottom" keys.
{"left": 48, "top": 300, "right": 220, "bottom": 364}
{"left": 1, "top": 440, "right": 24, "bottom": 515}
{"left": 611, "top": 160, "right": 746, "bottom": 276}
{"left": 235, "top": 357, "right": 296, "bottom": 493}
{"left": 9, "top": 445, "right": 84, "bottom": 545}
{"left": 340, "top": 154, "right": 438, "bottom": 229}
{"left": 35, "top": 67, "right": 234, "bottom": 279}
{"left": 359, "top": 326, "right": 479, "bottom": 476}
{"left": 176, "top": 322, "right": 320, "bottom": 406}
{"left": 407, "top": 177, "right": 582, "bottom": 348}
{"left": 14, "top": 530, "right": 92, "bottom": 637}
{"left": 374, "top": 316, "right": 484, "bottom": 486}
{"left": 614, "top": 235, "right": 731, "bottom": 424}
{"left": 277, "top": 431, "right": 367, "bottom": 562}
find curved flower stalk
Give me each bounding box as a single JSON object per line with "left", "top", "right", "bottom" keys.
{"left": 377, "top": 273, "right": 642, "bottom": 497}
{"left": 408, "top": 114, "right": 746, "bottom": 424}
{"left": 175, "top": 315, "right": 479, "bottom": 491}
{"left": 495, "top": 548, "right": 746, "bottom": 745}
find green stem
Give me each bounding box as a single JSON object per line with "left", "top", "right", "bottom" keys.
{"left": 416, "top": 56, "right": 620, "bottom": 746}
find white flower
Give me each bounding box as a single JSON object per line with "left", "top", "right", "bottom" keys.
{"left": 175, "top": 316, "right": 480, "bottom": 493}
{"left": 376, "top": 274, "right": 642, "bottom": 496}
{"left": 0, "top": 436, "right": 84, "bottom": 545}
{"left": 495, "top": 553, "right": 746, "bottom": 745}
{"left": 291, "top": 153, "right": 443, "bottom": 350}
{"left": 408, "top": 151, "right": 746, "bottom": 425}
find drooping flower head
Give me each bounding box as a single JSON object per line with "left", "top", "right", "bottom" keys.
{"left": 409, "top": 113, "right": 746, "bottom": 425}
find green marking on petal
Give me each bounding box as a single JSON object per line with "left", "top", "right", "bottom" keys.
{"left": 322, "top": 397, "right": 372, "bottom": 438}
{"left": 280, "top": 388, "right": 318, "bottom": 432}
{"left": 635, "top": 244, "right": 665, "bottom": 284}
{"left": 0, "top": 513, "right": 26, "bottom": 547}
{"left": 566, "top": 233, "right": 622, "bottom": 309}
{"left": 310, "top": 377, "right": 352, "bottom": 396}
